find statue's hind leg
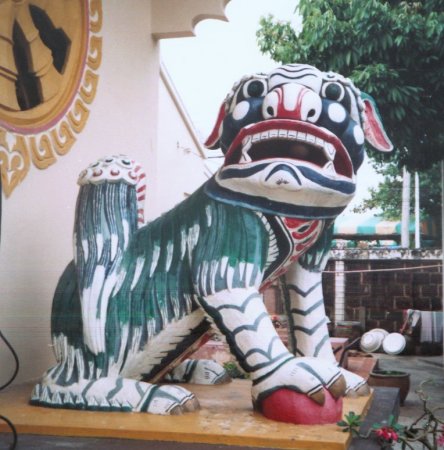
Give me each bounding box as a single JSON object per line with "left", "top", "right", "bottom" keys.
{"left": 31, "top": 334, "right": 201, "bottom": 414}
{"left": 31, "top": 263, "right": 199, "bottom": 415}
{"left": 31, "top": 328, "right": 200, "bottom": 415}
{"left": 31, "top": 370, "right": 198, "bottom": 414}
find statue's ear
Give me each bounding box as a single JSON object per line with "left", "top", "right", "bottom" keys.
{"left": 204, "top": 102, "right": 226, "bottom": 150}
{"left": 361, "top": 93, "right": 393, "bottom": 152}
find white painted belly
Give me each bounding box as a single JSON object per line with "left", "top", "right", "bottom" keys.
{"left": 120, "top": 309, "right": 206, "bottom": 379}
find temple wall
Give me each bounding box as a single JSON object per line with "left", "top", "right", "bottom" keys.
{"left": 325, "top": 249, "right": 443, "bottom": 333}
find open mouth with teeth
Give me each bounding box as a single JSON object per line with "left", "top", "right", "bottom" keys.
{"left": 224, "top": 119, "right": 353, "bottom": 179}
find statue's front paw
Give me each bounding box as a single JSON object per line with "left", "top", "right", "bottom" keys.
{"left": 165, "top": 359, "right": 231, "bottom": 385}
{"left": 253, "top": 357, "right": 346, "bottom": 424}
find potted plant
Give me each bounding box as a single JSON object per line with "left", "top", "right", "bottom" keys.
{"left": 368, "top": 369, "right": 411, "bottom": 406}
{"left": 338, "top": 380, "right": 444, "bottom": 449}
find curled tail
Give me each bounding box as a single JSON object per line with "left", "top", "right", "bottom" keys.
{"left": 73, "top": 155, "right": 146, "bottom": 355}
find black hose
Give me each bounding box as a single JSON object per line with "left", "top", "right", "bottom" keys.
{"left": 0, "top": 175, "right": 18, "bottom": 450}
{"left": 0, "top": 413, "right": 17, "bottom": 450}
{"left": 0, "top": 331, "right": 19, "bottom": 391}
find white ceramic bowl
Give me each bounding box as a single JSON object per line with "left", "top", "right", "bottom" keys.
{"left": 371, "top": 328, "right": 389, "bottom": 339}
{"left": 382, "top": 333, "right": 406, "bottom": 355}
{"left": 360, "top": 331, "right": 384, "bottom": 353}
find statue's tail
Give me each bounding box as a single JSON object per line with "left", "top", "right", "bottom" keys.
{"left": 73, "top": 155, "right": 146, "bottom": 355}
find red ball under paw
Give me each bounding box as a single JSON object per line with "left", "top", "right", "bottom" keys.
{"left": 260, "top": 388, "right": 343, "bottom": 424}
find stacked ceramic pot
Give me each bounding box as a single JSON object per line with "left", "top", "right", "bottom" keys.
{"left": 360, "top": 329, "right": 407, "bottom": 355}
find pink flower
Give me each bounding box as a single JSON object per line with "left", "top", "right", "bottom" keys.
{"left": 375, "top": 427, "right": 399, "bottom": 443}
{"left": 438, "top": 425, "right": 444, "bottom": 447}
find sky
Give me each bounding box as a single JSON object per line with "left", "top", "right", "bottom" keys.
{"left": 160, "top": 0, "right": 381, "bottom": 215}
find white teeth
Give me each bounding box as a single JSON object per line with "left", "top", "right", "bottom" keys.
{"left": 306, "top": 134, "right": 315, "bottom": 144}
{"left": 269, "top": 129, "right": 279, "bottom": 138}
{"left": 324, "top": 161, "right": 336, "bottom": 174}
{"left": 241, "top": 136, "right": 253, "bottom": 162}
{"left": 241, "top": 152, "right": 252, "bottom": 163}
{"left": 324, "top": 142, "right": 336, "bottom": 161}
{"left": 242, "top": 135, "right": 251, "bottom": 147}
{"left": 315, "top": 137, "right": 324, "bottom": 147}
{"left": 240, "top": 128, "right": 338, "bottom": 171}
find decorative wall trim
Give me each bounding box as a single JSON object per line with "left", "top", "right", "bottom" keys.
{"left": 0, "top": 0, "right": 102, "bottom": 197}
{"left": 152, "top": 0, "right": 230, "bottom": 39}
{"left": 330, "top": 248, "right": 442, "bottom": 260}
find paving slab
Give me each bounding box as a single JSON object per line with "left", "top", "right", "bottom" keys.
{"left": 375, "top": 354, "right": 444, "bottom": 425}
{"left": 0, "top": 379, "right": 373, "bottom": 450}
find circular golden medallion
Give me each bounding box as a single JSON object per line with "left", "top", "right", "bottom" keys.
{"left": 0, "top": 0, "right": 102, "bottom": 196}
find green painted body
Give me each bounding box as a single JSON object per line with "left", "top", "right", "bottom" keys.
{"left": 50, "top": 183, "right": 274, "bottom": 383}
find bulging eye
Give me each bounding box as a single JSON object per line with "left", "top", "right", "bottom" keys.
{"left": 322, "top": 82, "right": 345, "bottom": 102}
{"left": 300, "top": 90, "right": 322, "bottom": 123}
{"left": 262, "top": 91, "right": 279, "bottom": 119}
{"left": 242, "top": 79, "right": 267, "bottom": 99}
{"left": 232, "top": 101, "right": 250, "bottom": 121}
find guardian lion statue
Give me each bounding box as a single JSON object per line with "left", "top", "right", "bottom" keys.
{"left": 32, "top": 64, "right": 392, "bottom": 424}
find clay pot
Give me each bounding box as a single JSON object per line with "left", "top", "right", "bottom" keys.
{"left": 368, "top": 370, "right": 410, "bottom": 405}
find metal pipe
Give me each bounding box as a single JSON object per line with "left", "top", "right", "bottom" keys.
{"left": 401, "top": 166, "right": 411, "bottom": 248}
{"left": 415, "top": 172, "right": 420, "bottom": 248}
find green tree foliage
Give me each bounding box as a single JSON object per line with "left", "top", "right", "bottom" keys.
{"left": 256, "top": 0, "right": 444, "bottom": 171}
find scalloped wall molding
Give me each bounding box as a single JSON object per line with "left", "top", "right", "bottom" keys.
{"left": 151, "top": 0, "right": 230, "bottom": 39}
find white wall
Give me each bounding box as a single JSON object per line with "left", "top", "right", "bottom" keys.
{"left": 0, "top": 0, "right": 160, "bottom": 384}
{"left": 155, "top": 74, "right": 211, "bottom": 217}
